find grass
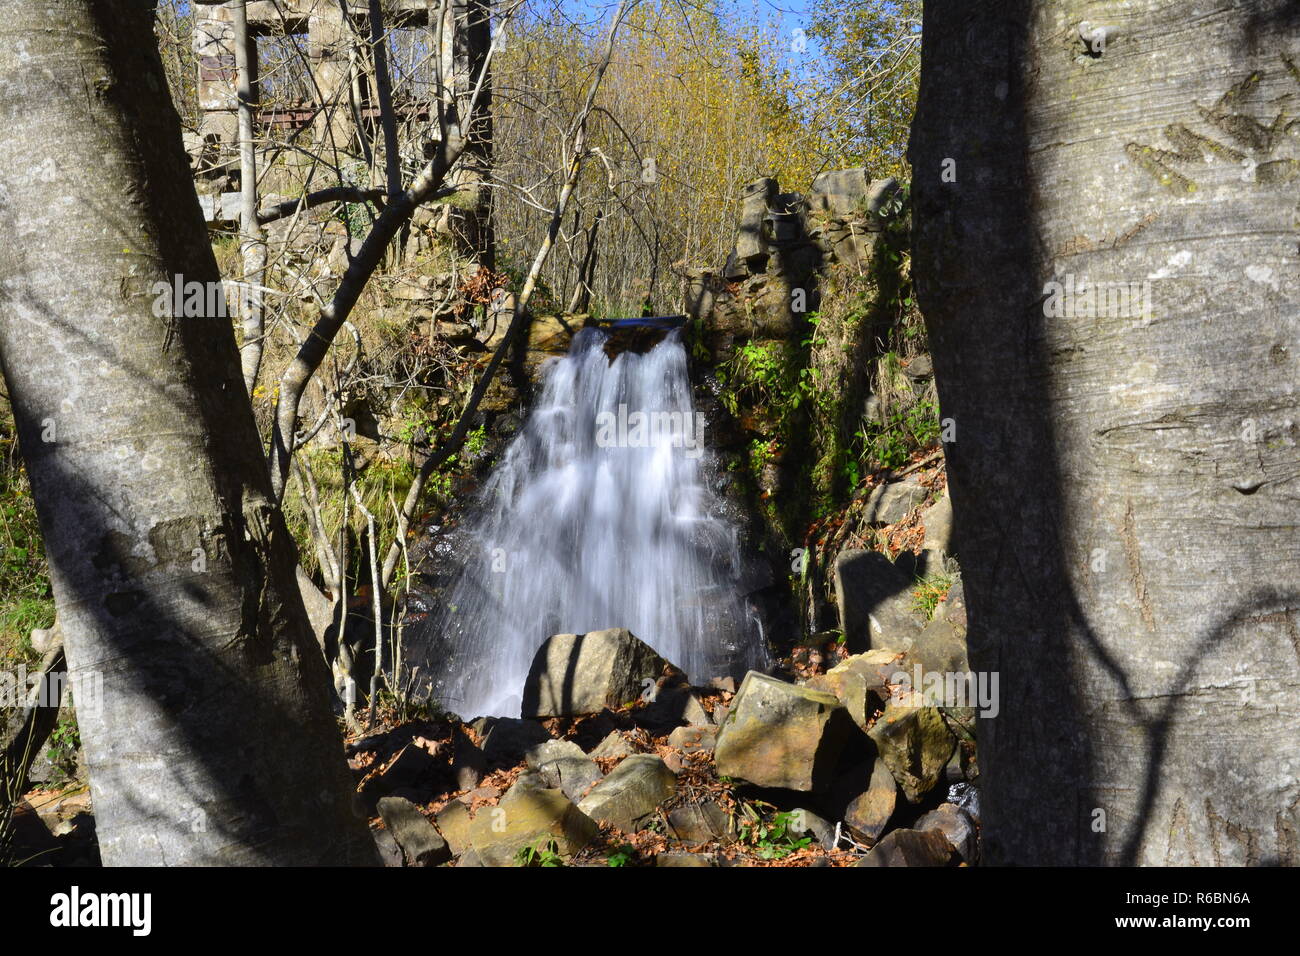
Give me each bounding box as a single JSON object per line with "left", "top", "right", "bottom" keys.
{"left": 0, "top": 400, "right": 54, "bottom": 672}
{"left": 912, "top": 568, "right": 957, "bottom": 621}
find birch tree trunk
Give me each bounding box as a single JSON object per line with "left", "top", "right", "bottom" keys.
{"left": 910, "top": 0, "right": 1300, "bottom": 864}
{"left": 0, "top": 0, "right": 376, "bottom": 865}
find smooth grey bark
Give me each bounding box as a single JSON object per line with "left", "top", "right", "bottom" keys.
{"left": 233, "top": 0, "right": 268, "bottom": 397}
{"left": 911, "top": 1, "right": 1300, "bottom": 864}
{"left": 0, "top": 0, "right": 377, "bottom": 865}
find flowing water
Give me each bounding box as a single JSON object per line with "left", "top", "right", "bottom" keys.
{"left": 414, "top": 327, "right": 769, "bottom": 719}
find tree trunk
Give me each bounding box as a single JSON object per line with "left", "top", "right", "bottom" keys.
{"left": 911, "top": 0, "right": 1300, "bottom": 864}
{"left": 0, "top": 0, "right": 377, "bottom": 865}
{"left": 233, "top": 0, "right": 268, "bottom": 398}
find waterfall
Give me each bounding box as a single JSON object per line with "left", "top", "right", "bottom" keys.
{"left": 414, "top": 327, "right": 769, "bottom": 719}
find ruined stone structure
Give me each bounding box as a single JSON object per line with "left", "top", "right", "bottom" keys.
{"left": 192, "top": 1, "right": 439, "bottom": 155}
{"left": 192, "top": 0, "right": 494, "bottom": 264}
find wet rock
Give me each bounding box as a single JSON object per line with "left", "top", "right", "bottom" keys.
{"left": 713, "top": 671, "right": 858, "bottom": 792}
{"left": 667, "top": 800, "right": 736, "bottom": 844}
{"left": 527, "top": 314, "right": 577, "bottom": 353}
{"left": 377, "top": 796, "right": 452, "bottom": 867}
{"left": 834, "top": 549, "right": 925, "bottom": 652}
{"left": 947, "top": 782, "right": 981, "bottom": 821}
{"left": 577, "top": 754, "right": 676, "bottom": 832}
{"left": 868, "top": 704, "right": 957, "bottom": 803}
{"left": 526, "top": 739, "right": 604, "bottom": 802}
{"left": 856, "top": 827, "right": 953, "bottom": 867}
{"left": 916, "top": 802, "right": 978, "bottom": 863}
{"left": 468, "top": 787, "right": 598, "bottom": 867}
{"left": 521, "top": 628, "right": 673, "bottom": 718}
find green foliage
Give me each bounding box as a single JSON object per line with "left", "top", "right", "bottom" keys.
{"left": 516, "top": 836, "right": 565, "bottom": 867}
{"left": 282, "top": 443, "right": 418, "bottom": 585}
{"left": 724, "top": 340, "right": 809, "bottom": 418}
{"left": 805, "top": 0, "right": 921, "bottom": 179}
{"left": 738, "top": 805, "right": 813, "bottom": 860}
{"left": 606, "top": 844, "right": 635, "bottom": 867}
{"left": 44, "top": 714, "right": 81, "bottom": 783}
{"left": 464, "top": 424, "right": 488, "bottom": 459}
{"left": 859, "top": 395, "right": 940, "bottom": 472}
{"left": 336, "top": 160, "right": 375, "bottom": 239}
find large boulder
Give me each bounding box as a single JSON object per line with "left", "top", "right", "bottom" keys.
{"left": 468, "top": 786, "right": 598, "bottom": 867}
{"left": 856, "top": 827, "right": 953, "bottom": 867}
{"left": 868, "top": 703, "right": 957, "bottom": 803}
{"left": 376, "top": 797, "right": 452, "bottom": 867}
{"left": 834, "top": 550, "right": 925, "bottom": 652}
{"left": 713, "top": 671, "right": 858, "bottom": 792}
{"left": 577, "top": 754, "right": 676, "bottom": 832}
{"left": 521, "top": 628, "right": 673, "bottom": 718}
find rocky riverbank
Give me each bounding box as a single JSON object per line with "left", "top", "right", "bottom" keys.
{"left": 355, "top": 618, "right": 978, "bottom": 867}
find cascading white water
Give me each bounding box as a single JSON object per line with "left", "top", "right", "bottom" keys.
{"left": 419, "top": 327, "right": 768, "bottom": 719}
